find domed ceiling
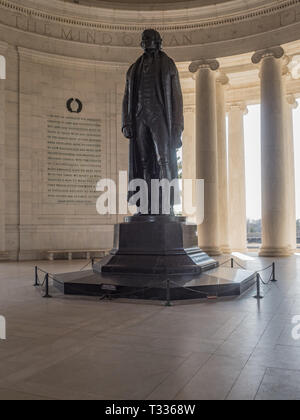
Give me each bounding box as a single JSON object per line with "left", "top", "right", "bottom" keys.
{"left": 61, "top": 0, "right": 242, "bottom": 8}
{"left": 93, "top": 0, "right": 229, "bottom": 3}
{"left": 65, "top": 0, "right": 230, "bottom": 4}
{"left": 57, "top": 0, "right": 288, "bottom": 15}
{"left": 63, "top": 0, "right": 230, "bottom": 6}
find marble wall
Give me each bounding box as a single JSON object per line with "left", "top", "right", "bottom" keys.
{"left": 17, "top": 49, "right": 127, "bottom": 259}
{"left": 0, "top": 42, "right": 131, "bottom": 260}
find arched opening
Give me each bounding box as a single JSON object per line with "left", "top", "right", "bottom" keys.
{"left": 0, "top": 55, "right": 6, "bottom": 80}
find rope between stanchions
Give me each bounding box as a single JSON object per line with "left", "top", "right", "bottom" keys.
{"left": 34, "top": 274, "right": 49, "bottom": 297}
{"left": 258, "top": 272, "right": 273, "bottom": 285}
{"left": 34, "top": 259, "right": 278, "bottom": 302}
{"left": 255, "top": 263, "right": 274, "bottom": 273}
{"left": 79, "top": 260, "right": 94, "bottom": 271}
{"left": 36, "top": 267, "right": 55, "bottom": 277}
{"left": 226, "top": 258, "right": 275, "bottom": 274}
{"left": 35, "top": 274, "right": 48, "bottom": 288}
{"left": 218, "top": 258, "right": 233, "bottom": 267}
{"left": 51, "top": 277, "right": 64, "bottom": 286}
{"left": 232, "top": 260, "right": 247, "bottom": 270}
{"left": 169, "top": 280, "right": 210, "bottom": 297}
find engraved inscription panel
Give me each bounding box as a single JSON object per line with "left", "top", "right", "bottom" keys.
{"left": 47, "top": 114, "right": 102, "bottom": 205}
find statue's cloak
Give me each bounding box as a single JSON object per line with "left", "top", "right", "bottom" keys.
{"left": 122, "top": 51, "right": 184, "bottom": 195}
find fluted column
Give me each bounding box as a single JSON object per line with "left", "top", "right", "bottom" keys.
{"left": 216, "top": 73, "right": 231, "bottom": 254}
{"left": 0, "top": 78, "right": 5, "bottom": 254}
{"left": 252, "top": 47, "right": 291, "bottom": 256}
{"left": 189, "top": 59, "right": 221, "bottom": 255}
{"left": 285, "top": 94, "right": 297, "bottom": 253}
{"left": 227, "top": 102, "right": 248, "bottom": 252}
{"left": 182, "top": 105, "right": 196, "bottom": 220}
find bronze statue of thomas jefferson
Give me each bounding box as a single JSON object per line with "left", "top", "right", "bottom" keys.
{"left": 122, "top": 29, "right": 184, "bottom": 213}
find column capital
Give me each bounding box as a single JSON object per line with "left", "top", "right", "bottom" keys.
{"left": 282, "top": 65, "right": 291, "bottom": 78}
{"left": 286, "top": 94, "right": 298, "bottom": 109}
{"left": 189, "top": 59, "right": 220, "bottom": 74}
{"left": 226, "top": 102, "right": 248, "bottom": 115}
{"left": 216, "top": 72, "right": 229, "bottom": 86}
{"left": 289, "top": 54, "right": 300, "bottom": 80}
{"left": 251, "top": 46, "right": 284, "bottom": 65}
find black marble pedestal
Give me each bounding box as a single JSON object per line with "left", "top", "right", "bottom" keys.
{"left": 53, "top": 267, "right": 257, "bottom": 300}
{"left": 94, "top": 215, "right": 218, "bottom": 276}
{"left": 52, "top": 216, "right": 258, "bottom": 302}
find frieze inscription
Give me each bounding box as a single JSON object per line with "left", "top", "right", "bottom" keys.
{"left": 1, "top": 0, "right": 300, "bottom": 49}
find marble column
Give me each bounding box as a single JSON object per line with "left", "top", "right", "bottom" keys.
{"left": 227, "top": 102, "right": 248, "bottom": 252}
{"left": 216, "top": 73, "right": 231, "bottom": 254}
{"left": 182, "top": 105, "right": 196, "bottom": 220}
{"left": 252, "top": 47, "right": 291, "bottom": 257}
{"left": 189, "top": 59, "right": 222, "bottom": 255}
{"left": 285, "top": 94, "right": 297, "bottom": 253}
{"left": 0, "top": 78, "right": 6, "bottom": 256}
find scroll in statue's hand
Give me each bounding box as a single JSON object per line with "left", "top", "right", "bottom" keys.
{"left": 123, "top": 125, "right": 134, "bottom": 139}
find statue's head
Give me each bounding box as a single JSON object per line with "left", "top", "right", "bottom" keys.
{"left": 141, "top": 29, "right": 162, "bottom": 53}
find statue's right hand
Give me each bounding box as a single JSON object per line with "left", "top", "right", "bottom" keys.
{"left": 123, "top": 126, "right": 133, "bottom": 139}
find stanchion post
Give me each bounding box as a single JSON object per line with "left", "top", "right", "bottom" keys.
{"left": 271, "top": 262, "right": 277, "bottom": 282}
{"left": 43, "top": 273, "right": 52, "bottom": 299}
{"left": 91, "top": 258, "right": 95, "bottom": 267}
{"left": 254, "top": 273, "right": 263, "bottom": 299}
{"left": 34, "top": 266, "right": 39, "bottom": 287}
{"left": 231, "top": 258, "right": 234, "bottom": 268}
{"left": 165, "top": 279, "right": 172, "bottom": 307}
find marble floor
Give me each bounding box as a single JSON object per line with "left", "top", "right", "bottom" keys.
{"left": 0, "top": 254, "right": 300, "bottom": 400}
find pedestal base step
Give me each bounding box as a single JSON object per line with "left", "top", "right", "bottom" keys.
{"left": 96, "top": 250, "right": 218, "bottom": 276}
{"left": 53, "top": 267, "right": 256, "bottom": 301}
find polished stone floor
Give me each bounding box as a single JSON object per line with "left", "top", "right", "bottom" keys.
{"left": 0, "top": 254, "right": 300, "bottom": 400}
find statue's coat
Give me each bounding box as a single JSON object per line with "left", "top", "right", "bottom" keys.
{"left": 122, "top": 51, "right": 184, "bottom": 189}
